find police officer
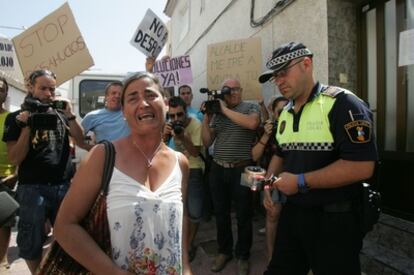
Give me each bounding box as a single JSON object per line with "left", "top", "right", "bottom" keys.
{"left": 259, "top": 42, "right": 378, "bottom": 274}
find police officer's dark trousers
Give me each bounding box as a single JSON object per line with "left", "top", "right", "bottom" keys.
{"left": 264, "top": 202, "right": 363, "bottom": 275}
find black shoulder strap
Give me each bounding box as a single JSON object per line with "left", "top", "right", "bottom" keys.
{"left": 100, "top": 140, "right": 116, "bottom": 195}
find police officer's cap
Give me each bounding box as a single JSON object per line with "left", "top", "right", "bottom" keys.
{"left": 258, "top": 42, "right": 313, "bottom": 83}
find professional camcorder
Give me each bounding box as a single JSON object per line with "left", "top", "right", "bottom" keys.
{"left": 17, "top": 97, "right": 67, "bottom": 130}
{"left": 200, "top": 86, "right": 232, "bottom": 114}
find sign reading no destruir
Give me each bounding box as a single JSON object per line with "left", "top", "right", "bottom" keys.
{"left": 0, "top": 37, "right": 16, "bottom": 70}
{"left": 12, "top": 3, "right": 94, "bottom": 85}
{"left": 130, "top": 9, "right": 168, "bottom": 58}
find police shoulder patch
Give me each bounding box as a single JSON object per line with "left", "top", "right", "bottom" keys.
{"left": 344, "top": 120, "right": 372, "bottom": 143}
{"left": 321, "top": 86, "right": 345, "bottom": 98}
{"left": 279, "top": 120, "right": 286, "bottom": 135}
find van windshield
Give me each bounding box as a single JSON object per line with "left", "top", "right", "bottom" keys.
{"left": 79, "top": 79, "right": 115, "bottom": 118}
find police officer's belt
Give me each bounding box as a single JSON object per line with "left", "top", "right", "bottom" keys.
{"left": 323, "top": 200, "right": 353, "bottom": 213}
{"left": 214, "top": 159, "right": 252, "bottom": 168}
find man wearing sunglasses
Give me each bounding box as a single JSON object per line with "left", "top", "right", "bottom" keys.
{"left": 163, "top": 96, "right": 204, "bottom": 263}
{"left": 259, "top": 42, "right": 378, "bottom": 275}
{"left": 201, "top": 79, "right": 260, "bottom": 275}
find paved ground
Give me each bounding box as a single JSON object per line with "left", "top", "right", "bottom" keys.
{"left": 1, "top": 213, "right": 268, "bottom": 275}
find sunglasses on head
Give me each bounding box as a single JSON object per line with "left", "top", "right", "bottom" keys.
{"left": 168, "top": 111, "right": 185, "bottom": 119}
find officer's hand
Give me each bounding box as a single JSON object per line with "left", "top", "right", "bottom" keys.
{"left": 263, "top": 119, "right": 273, "bottom": 136}
{"left": 16, "top": 111, "right": 30, "bottom": 124}
{"left": 273, "top": 172, "right": 298, "bottom": 195}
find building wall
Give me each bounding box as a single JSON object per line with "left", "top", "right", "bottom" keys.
{"left": 167, "top": 0, "right": 330, "bottom": 108}
{"left": 327, "top": 0, "right": 358, "bottom": 93}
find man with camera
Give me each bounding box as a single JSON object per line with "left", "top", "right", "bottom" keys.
{"left": 79, "top": 81, "right": 130, "bottom": 151}
{"left": 163, "top": 96, "right": 204, "bottom": 262}
{"left": 2, "top": 69, "right": 84, "bottom": 273}
{"left": 259, "top": 42, "right": 378, "bottom": 275}
{"left": 201, "top": 79, "right": 260, "bottom": 275}
{"left": 178, "top": 85, "right": 204, "bottom": 122}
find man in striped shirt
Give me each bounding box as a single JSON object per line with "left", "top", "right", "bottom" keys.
{"left": 201, "top": 79, "right": 260, "bottom": 275}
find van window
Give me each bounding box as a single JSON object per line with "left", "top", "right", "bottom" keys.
{"left": 79, "top": 79, "right": 115, "bottom": 118}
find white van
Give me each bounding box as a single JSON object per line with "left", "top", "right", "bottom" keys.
{"left": 67, "top": 72, "right": 126, "bottom": 163}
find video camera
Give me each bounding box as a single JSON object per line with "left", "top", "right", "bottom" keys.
{"left": 199, "top": 86, "right": 232, "bottom": 114}
{"left": 17, "top": 97, "right": 67, "bottom": 130}
{"left": 170, "top": 121, "right": 184, "bottom": 135}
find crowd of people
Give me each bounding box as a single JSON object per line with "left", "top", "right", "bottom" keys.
{"left": 0, "top": 41, "right": 377, "bottom": 275}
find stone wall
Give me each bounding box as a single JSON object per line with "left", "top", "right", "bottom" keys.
{"left": 327, "top": 0, "right": 358, "bottom": 92}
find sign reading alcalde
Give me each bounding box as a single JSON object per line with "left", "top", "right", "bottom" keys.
{"left": 130, "top": 9, "right": 168, "bottom": 58}
{"left": 207, "top": 37, "right": 262, "bottom": 100}
{"left": 0, "top": 37, "right": 16, "bottom": 71}
{"left": 12, "top": 3, "right": 94, "bottom": 85}
{"left": 153, "top": 55, "right": 193, "bottom": 87}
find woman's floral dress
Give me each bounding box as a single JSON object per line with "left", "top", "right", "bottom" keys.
{"left": 107, "top": 154, "right": 183, "bottom": 275}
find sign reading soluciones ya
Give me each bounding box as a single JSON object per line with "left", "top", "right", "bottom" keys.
{"left": 152, "top": 55, "right": 193, "bottom": 87}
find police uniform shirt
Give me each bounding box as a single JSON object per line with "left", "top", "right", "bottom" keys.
{"left": 275, "top": 82, "right": 378, "bottom": 206}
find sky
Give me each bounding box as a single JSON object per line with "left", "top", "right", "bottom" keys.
{"left": 0, "top": 0, "right": 169, "bottom": 74}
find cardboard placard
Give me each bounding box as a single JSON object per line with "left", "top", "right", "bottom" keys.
{"left": 130, "top": 9, "right": 168, "bottom": 58}
{"left": 0, "top": 37, "right": 16, "bottom": 71}
{"left": 153, "top": 55, "right": 192, "bottom": 87}
{"left": 12, "top": 3, "right": 94, "bottom": 85}
{"left": 207, "top": 37, "right": 262, "bottom": 100}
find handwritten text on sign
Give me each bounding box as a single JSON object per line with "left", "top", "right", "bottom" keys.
{"left": 12, "top": 3, "right": 94, "bottom": 85}
{"left": 207, "top": 37, "right": 262, "bottom": 100}
{"left": 0, "top": 37, "right": 15, "bottom": 70}
{"left": 130, "top": 9, "right": 168, "bottom": 58}
{"left": 153, "top": 55, "right": 192, "bottom": 87}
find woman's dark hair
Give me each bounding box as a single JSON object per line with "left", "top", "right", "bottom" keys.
{"left": 168, "top": 96, "right": 187, "bottom": 112}
{"left": 271, "top": 96, "right": 288, "bottom": 112}
{"left": 0, "top": 77, "right": 8, "bottom": 93}
{"left": 27, "top": 70, "right": 57, "bottom": 86}
{"left": 121, "top": 72, "right": 165, "bottom": 106}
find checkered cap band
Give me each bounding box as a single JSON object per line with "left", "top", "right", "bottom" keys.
{"left": 266, "top": 48, "right": 313, "bottom": 69}
{"left": 280, "top": 142, "right": 334, "bottom": 152}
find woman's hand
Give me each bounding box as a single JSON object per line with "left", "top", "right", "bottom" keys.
{"left": 263, "top": 119, "right": 273, "bottom": 136}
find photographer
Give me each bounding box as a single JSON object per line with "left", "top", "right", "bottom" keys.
{"left": 163, "top": 96, "right": 204, "bottom": 262}
{"left": 2, "top": 69, "right": 84, "bottom": 274}
{"left": 201, "top": 79, "right": 260, "bottom": 274}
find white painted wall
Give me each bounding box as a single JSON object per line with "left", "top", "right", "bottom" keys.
{"left": 166, "top": 0, "right": 329, "bottom": 109}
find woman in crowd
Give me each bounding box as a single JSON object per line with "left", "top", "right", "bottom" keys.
{"left": 251, "top": 96, "right": 288, "bottom": 262}
{"left": 54, "top": 72, "right": 192, "bottom": 275}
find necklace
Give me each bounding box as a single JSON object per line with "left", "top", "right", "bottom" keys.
{"left": 132, "top": 139, "right": 163, "bottom": 168}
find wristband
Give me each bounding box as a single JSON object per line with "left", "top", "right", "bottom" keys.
{"left": 67, "top": 115, "right": 76, "bottom": 121}
{"left": 297, "top": 173, "right": 309, "bottom": 193}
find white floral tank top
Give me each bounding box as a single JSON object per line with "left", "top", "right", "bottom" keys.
{"left": 107, "top": 153, "right": 183, "bottom": 274}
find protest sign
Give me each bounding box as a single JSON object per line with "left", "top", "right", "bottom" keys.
{"left": 12, "top": 3, "right": 94, "bottom": 85}
{"left": 153, "top": 55, "right": 192, "bottom": 87}
{"left": 0, "top": 37, "right": 16, "bottom": 71}
{"left": 207, "top": 37, "right": 262, "bottom": 100}
{"left": 130, "top": 9, "right": 168, "bottom": 58}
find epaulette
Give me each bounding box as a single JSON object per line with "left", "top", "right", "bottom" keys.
{"left": 321, "top": 86, "right": 346, "bottom": 98}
